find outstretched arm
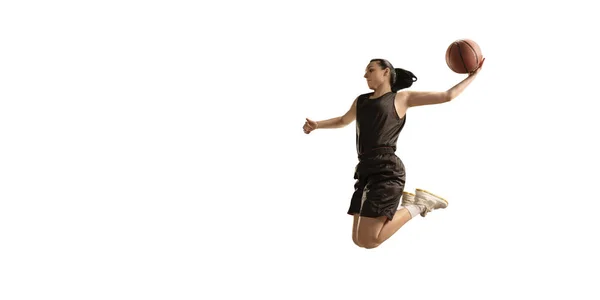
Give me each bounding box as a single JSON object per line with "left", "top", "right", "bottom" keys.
{"left": 401, "top": 58, "right": 485, "bottom": 108}
{"left": 303, "top": 97, "right": 357, "bottom": 134}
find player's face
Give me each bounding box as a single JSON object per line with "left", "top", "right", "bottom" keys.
{"left": 364, "top": 62, "right": 388, "bottom": 90}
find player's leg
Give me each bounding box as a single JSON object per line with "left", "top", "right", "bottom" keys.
{"left": 354, "top": 154, "right": 413, "bottom": 248}
{"left": 354, "top": 174, "right": 411, "bottom": 249}
{"left": 356, "top": 187, "right": 450, "bottom": 248}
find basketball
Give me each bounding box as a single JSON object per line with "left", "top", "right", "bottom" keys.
{"left": 445, "top": 39, "right": 483, "bottom": 74}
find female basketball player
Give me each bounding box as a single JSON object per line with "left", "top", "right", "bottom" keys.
{"left": 303, "top": 58, "right": 484, "bottom": 249}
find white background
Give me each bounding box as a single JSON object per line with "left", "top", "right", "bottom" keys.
{"left": 1, "top": 0, "right": 599, "bottom": 299}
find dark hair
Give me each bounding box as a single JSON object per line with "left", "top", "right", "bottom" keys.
{"left": 370, "top": 59, "right": 418, "bottom": 92}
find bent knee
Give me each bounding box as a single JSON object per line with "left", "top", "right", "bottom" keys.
{"left": 362, "top": 241, "right": 381, "bottom": 249}
{"left": 357, "top": 236, "right": 381, "bottom": 249}
{"left": 352, "top": 237, "right": 377, "bottom": 249}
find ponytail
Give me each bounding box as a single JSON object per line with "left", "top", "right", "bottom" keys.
{"left": 392, "top": 68, "right": 417, "bottom": 92}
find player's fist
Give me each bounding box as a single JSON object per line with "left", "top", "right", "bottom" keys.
{"left": 303, "top": 118, "right": 318, "bottom": 134}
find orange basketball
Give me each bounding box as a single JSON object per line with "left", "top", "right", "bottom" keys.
{"left": 445, "top": 39, "right": 483, "bottom": 74}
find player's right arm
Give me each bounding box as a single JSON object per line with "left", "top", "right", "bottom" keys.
{"left": 303, "top": 97, "right": 357, "bottom": 134}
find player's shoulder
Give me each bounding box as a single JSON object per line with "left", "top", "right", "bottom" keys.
{"left": 393, "top": 90, "right": 409, "bottom": 102}
{"left": 393, "top": 90, "right": 408, "bottom": 98}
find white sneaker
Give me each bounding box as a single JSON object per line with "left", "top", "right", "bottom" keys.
{"left": 414, "top": 188, "right": 448, "bottom": 217}
{"left": 401, "top": 191, "right": 416, "bottom": 206}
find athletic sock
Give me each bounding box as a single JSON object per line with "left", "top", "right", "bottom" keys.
{"left": 402, "top": 205, "right": 424, "bottom": 219}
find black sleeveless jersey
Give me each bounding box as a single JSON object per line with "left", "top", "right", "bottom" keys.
{"left": 355, "top": 91, "right": 406, "bottom": 156}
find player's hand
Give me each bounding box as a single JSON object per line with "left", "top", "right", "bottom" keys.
{"left": 469, "top": 57, "right": 485, "bottom": 76}
{"left": 303, "top": 118, "right": 318, "bottom": 134}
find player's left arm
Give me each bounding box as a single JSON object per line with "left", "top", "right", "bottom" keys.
{"left": 400, "top": 90, "right": 451, "bottom": 108}
{"left": 401, "top": 58, "right": 485, "bottom": 108}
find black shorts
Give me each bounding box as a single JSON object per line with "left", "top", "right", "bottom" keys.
{"left": 347, "top": 148, "right": 406, "bottom": 221}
